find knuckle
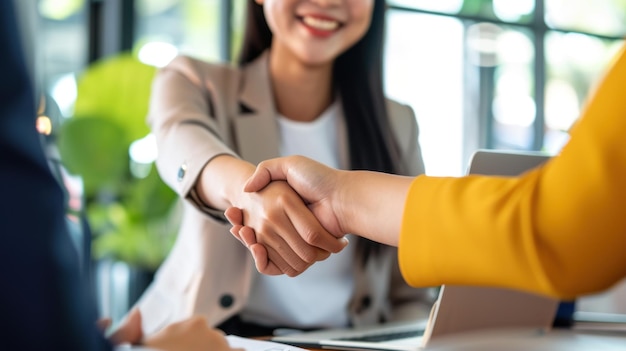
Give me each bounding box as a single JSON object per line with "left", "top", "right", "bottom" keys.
{"left": 289, "top": 266, "right": 306, "bottom": 277}
{"left": 188, "top": 316, "right": 208, "bottom": 330}
{"left": 264, "top": 210, "right": 282, "bottom": 224}
{"left": 292, "top": 259, "right": 308, "bottom": 272}
{"left": 273, "top": 192, "right": 290, "bottom": 206}
{"left": 291, "top": 250, "right": 315, "bottom": 271}
{"left": 190, "top": 316, "right": 206, "bottom": 327}
{"left": 280, "top": 262, "right": 298, "bottom": 277}
{"left": 300, "top": 248, "right": 318, "bottom": 264}
{"left": 319, "top": 250, "right": 331, "bottom": 260}
{"left": 303, "top": 229, "right": 322, "bottom": 245}
{"left": 252, "top": 222, "right": 271, "bottom": 241}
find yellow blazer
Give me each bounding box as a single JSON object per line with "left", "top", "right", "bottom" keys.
{"left": 400, "top": 45, "right": 626, "bottom": 300}
{"left": 137, "top": 51, "right": 435, "bottom": 334}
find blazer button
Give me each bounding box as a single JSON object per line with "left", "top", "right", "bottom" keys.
{"left": 356, "top": 295, "right": 371, "bottom": 314}
{"left": 361, "top": 296, "right": 371, "bottom": 309}
{"left": 177, "top": 163, "right": 187, "bottom": 182}
{"left": 220, "top": 294, "right": 234, "bottom": 308}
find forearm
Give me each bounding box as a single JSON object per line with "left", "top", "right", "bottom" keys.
{"left": 400, "top": 174, "right": 557, "bottom": 295}
{"left": 399, "top": 44, "right": 626, "bottom": 299}
{"left": 339, "top": 171, "right": 414, "bottom": 246}
{"left": 196, "top": 155, "right": 256, "bottom": 210}
{"left": 401, "top": 168, "right": 626, "bottom": 299}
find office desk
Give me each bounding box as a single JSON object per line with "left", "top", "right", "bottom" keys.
{"left": 424, "top": 329, "right": 625, "bottom": 350}
{"left": 290, "top": 329, "right": 626, "bottom": 351}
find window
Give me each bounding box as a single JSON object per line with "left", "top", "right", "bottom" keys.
{"left": 53, "top": 1, "right": 624, "bottom": 177}
{"left": 134, "top": 0, "right": 223, "bottom": 67}
{"left": 41, "top": 0, "right": 626, "bottom": 177}
{"left": 36, "top": 0, "right": 89, "bottom": 118}
{"left": 384, "top": 11, "right": 465, "bottom": 176}
{"left": 387, "top": 0, "right": 625, "bottom": 175}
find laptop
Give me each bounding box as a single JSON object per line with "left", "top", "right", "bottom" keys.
{"left": 272, "top": 285, "right": 558, "bottom": 350}
{"left": 466, "top": 149, "right": 550, "bottom": 176}
{"left": 272, "top": 150, "right": 557, "bottom": 350}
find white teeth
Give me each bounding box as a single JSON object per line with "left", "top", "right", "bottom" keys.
{"left": 302, "top": 16, "right": 339, "bottom": 31}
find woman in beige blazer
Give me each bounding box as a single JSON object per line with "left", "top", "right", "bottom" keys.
{"left": 136, "top": 0, "right": 436, "bottom": 337}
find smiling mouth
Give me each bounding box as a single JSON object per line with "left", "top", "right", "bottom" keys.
{"left": 299, "top": 15, "right": 342, "bottom": 32}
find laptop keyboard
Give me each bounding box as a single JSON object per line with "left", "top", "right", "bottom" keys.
{"left": 335, "top": 329, "right": 425, "bottom": 342}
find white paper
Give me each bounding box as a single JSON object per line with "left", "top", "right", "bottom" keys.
{"left": 226, "top": 335, "right": 310, "bottom": 351}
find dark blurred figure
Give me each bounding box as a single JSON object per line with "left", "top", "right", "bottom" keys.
{"left": 1, "top": 1, "right": 243, "bottom": 349}
{"left": 0, "top": 0, "right": 111, "bottom": 349}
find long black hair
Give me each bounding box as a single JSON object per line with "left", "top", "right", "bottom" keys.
{"left": 239, "top": 0, "right": 400, "bottom": 263}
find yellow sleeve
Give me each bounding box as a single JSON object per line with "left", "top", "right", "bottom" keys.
{"left": 399, "top": 45, "right": 626, "bottom": 300}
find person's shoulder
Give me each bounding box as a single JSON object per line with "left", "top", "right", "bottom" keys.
{"left": 385, "top": 97, "right": 418, "bottom": 145}
{"left": 167, "top": 55, "right": 236, "bottom": 73}
{"left": 384, "top": 98, "right": 416, "bottom": 124}
{"left": 163, "top": 55, "right": 240, "bottom": 84}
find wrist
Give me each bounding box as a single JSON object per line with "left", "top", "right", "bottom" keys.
{"left": 334, "top": 169, "right": 356, "bottom": 235}
{"left": 197, "top": 155, "right": 255, "bottom": 210}
{"left": 221, "top": 159, "right": 256, "bottom": 208}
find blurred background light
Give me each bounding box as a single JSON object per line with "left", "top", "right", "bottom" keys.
{"left": 138, "top": 41, "right": 179, "bottom": 67}
{"left": 51, "top": 73, "right": 77, "bottom": 118}
{"left": 493, "top": 0, "right": 534, "bottom": 22}
{"left": 39, "top": 0, "right": 84, "bottom": 20}
{"left": 391, "top": 0, "right": 463, "bottom": 13}
{"left": 545, "top": 80, "right": 580, "bottom": 131}
{"left": 497, "top": 31, "right": 533, "bottom": 64}
{"left": 129, "top": 133, "right": 158, "bottom": 165}
{"left": 129, "top": 134, "right": 158, "bottom": 179}
{"left": 136, "top": 0, "right": 179, "bottom": 16}
{"left": 36, "top": 116, "right": 53, "bottom": 135}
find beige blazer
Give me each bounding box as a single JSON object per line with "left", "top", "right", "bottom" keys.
{"left": 136, "top": 52, "right": 436, "bottom": 335}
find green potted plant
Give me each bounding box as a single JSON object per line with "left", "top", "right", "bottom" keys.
{"left": 57, "top": 53, "right": 178, "bottom": 308}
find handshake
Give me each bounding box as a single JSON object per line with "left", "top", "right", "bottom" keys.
{"left": 223, "top": 155, "right": 413, "bottom": 277}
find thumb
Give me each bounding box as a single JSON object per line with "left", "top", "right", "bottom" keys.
{"left": 109, "top": 308, "right": 143, "bottom": 345}
{"left": 243, "top": 166, "right": 273, "bottom": 192}
{"left": 244, "top": 160, "right": 288, "bottom": 192}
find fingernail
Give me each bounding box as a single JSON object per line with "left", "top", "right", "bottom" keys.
{"left": 340, "top": 237, "right": 349, "bottom": 247}
{"left": 243, "top": 179, "right": 252, "bottom": 192}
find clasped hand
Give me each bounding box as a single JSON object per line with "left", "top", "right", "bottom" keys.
{"left": 225, "top": 156, "right": 349, "bottom": 276}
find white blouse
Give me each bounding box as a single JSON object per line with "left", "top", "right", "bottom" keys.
{"left": 240, "top": 101, "right": 356, "bottom": 329}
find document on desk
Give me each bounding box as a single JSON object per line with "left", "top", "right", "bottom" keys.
{"left": 227, "top": 335, "right": 310, "bottom": 351}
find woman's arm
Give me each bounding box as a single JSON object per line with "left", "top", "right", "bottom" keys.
{"left": 400, "top": 45, "right": 626, "bottom": 299}
{"left": 198, "top": 155, "right": 346, "bottom": 275}
{"left": 147, "top": 58, "right": 346, "bottom": 276}
{"left": 241, "top": 157, "right": 414, "bottom": 245}
{"left": 239, "top": 45, "right": 626, "bottom": 298}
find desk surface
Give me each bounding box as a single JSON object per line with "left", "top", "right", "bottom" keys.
{"left": 295, "top": 329, "right": 626, "bottom": 351}
{"left": 425, "top": 329, "right": 625, "bottom": 350}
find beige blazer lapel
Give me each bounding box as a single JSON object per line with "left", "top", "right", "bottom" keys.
{"left": 233, "top": 51, "right": 281, "bottom": 165}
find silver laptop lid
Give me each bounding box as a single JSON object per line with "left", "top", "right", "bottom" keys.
{"left": 467, "top": 149, "right": 551, "bottom": 176}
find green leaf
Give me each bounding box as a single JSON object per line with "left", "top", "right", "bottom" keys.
{"left": 57, "top": 117, "right": 130, "bottom": 195}
{"left": 63, "top": 52, "right": 178, "bottom": 270}
{"left": 73, "top": 52, "right": 157, "bottom": 141}
{"left": 125, "top": 165, "right": 178, "bottom": 220}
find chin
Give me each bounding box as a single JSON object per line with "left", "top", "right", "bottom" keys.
{"left": 297, "top": 51, "right": 340, "bottom": 68}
